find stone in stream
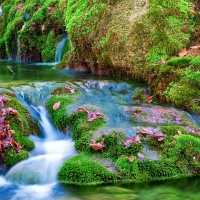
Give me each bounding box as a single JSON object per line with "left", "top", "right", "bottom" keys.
{"left": 125, "top": 105, "right": 195, "bottom": 126}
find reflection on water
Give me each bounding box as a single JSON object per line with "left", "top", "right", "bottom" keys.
{"left": 0, "top": 60, "right": 121, "bottom": 87}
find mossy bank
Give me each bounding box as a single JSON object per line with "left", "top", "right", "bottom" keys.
{"left": 46, "top": 86, "right": 200, "bottom": 186}
{"left": 0, "top": 92, "right": 39, "bottom": 170}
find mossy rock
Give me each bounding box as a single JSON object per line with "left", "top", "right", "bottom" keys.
{"left": 190, "top": 56, "right": 200, "bottom": 71}
{"left": 1, "top": 92, "right": 37, "bottom": 168}
{"left": 46, "top": 95, "right": 75, "bottom": 130}
{"left": 58, "top": 154, "right": 117, "bottom": 185}
{"left": 115, "top": 156, "right": 188, "bottom": 182}
{"left": 166, "top": 57, "right": 192, "bottom": 68}
{"left": 164, "top": 82, "right": 200, "bottom": 113}
{"left": 4, "top": 149, "right": 29, "bottom": 169}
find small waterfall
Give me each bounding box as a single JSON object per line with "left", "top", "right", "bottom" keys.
{"left": 0, "top": 6, "right": 2, "bottom": 16}
{"left": 55, "top": 35, "right": 67, "bottom": 63}
{"left": 17, "top": 24, "right": 25, "bottom": 61}
{"left": 5, "top": 85, "right": 77, "bottom": 185}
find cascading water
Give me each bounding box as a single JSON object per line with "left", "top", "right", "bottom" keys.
{"left": 0, "top": 6, "right": 2, "bottom": 16}
{"left": 17, "top": 24, "right": 25, "bottom": 61}
{"left": 0, "top": 84, "right": 76, "bottom": 199}
{"left": 1, "top": 61, "right": 200, "bottom": 199}
{"left": 55, "top": 35, "right": 68, "bottom": 63}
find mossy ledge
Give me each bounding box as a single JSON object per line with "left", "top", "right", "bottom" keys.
{"left": 46, "top": 87, "right": 200, "bottom": 186}
{"left": 0, "top": 92, "right": 39, "bottom": 169}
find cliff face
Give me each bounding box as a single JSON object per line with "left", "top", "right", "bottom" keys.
{"left": 0, "top": 0, "right": 197, "bottom": 70}
{"left": 64, "top": 0, "right": 196, "bottom": 77}
{"left": 0, "top": 0, "right": 67, "bottom": 62}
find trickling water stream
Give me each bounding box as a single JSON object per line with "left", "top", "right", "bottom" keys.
{"left": 1, "top": 60, "right": 200, "bottom": 199}
{"left": 55, "top": 36, "right": 68, "bottom": 63}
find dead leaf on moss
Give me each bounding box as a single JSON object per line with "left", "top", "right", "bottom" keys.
{"left": 53, "top": 102, "right": 60, "bottom": 110}
{"left": 89, "top": 143, "right": 104, "bottom": 151}
{"left": 178, "top": 48, "right": 187, "bottom": 57}
{"left": 146, "top": 96, "right": 153, "bottom": 103}
{"left": 190, "top": 45, "right": 200, "bottom": 50}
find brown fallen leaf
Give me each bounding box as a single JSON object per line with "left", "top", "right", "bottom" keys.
{"left": 190, "top": 45, "right": 200, "bottom": 49}
{"left": 178, "top": 48, "right": 187, "bottom": 57}
{"left": 53, "top": 102, "right": 60, "bottom": 110}
{"left": 89, "top": 143, "right": 104, "bottom": 151}
{"left": 128, "top": 157, "right": 134, "bottom": 162}
{"left": 146, "top": 96, "right": 153, "bottom": 104}
{"left": 77, "top": 107, "right": 88, "bottom": 113}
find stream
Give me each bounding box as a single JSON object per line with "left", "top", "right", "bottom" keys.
{"left": 1, "top": 60, "right": 200, "bottom": 200}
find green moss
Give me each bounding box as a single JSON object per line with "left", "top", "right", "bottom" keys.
{"left": 42, "top": 30, "right": 57, "bottom": 62}
{"left": 132, "top": 89, "right": 146, "bottom": 102}
{"left": 4, "top": 148, "right": 29, "bottom": 169}
{"left": 190, "top": 56, "right": 200, "bottom": 71}
{"left": 4, "top": 93, "right": 35, "bottom": 136}
{"left": 0, "top": 92, "right": 37, "bottom": 168}
{"left": 67, "top": 111, "right": 106, "bottom": 152}
{"left": 57, "top": 154, "right": 117, "bottom": 185}
{"left": 166, "top": 57, "right": 192, "bottom": 68}
{"left": 145, "top": 0, "right": 193, "bottom": 64}
{"left": 182, "top": 72, "right": 200, "bottom": 89}
{"left": 116, "top": 156, "right": 188, "bottom": 182}
{"left": 46, "top": 95, "right": 74, "bottom": 130}
{"left": 164, "top": 82, "right": 200, "bottom": 113}
{"left": 98, "top": 132, "right": 143, "bottom": 160}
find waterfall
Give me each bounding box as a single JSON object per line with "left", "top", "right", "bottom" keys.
{"left": 17, "top": 24, "right": 25, "bottom": 61}
{"left": 55, "top": 35, "right": 67, "bottom": 63}
{"left": 5, "top": 85, "right": 77, "bottom": 185}
{"left": 0, "top": 6, "right": 2, "bottom": 16}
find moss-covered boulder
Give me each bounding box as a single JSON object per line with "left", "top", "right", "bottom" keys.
{"left": 0, "top": 92, "right": 38, "bottom": 169}
{"left": 62, "top": 0, "right": 194, "bottom": 76}
{"left": 45, "top": 85, "right": 200, "bottom": 186}
{"left": 58, "top": 154, "right": 117, "bottom": 185}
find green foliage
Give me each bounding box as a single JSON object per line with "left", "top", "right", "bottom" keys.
{"left": 132, "top": 89, "right": 146, "bottom": 102}
{"left": 174, "top": 134, "right": 200, "bottom": 174}
{"left": 0, "top": 92, "right": 37, "bottom": 168}
{"left": 101, "top": 132, "right": 143, "bottom": 160}
{"left": 67, "top": 111, "right": 106, "bottom": 151}
{"left": 0, "top": 0, "right": 66, "bottom": 60}
{"left": 65, "top": 0, "right": 107, "bottom": 57}
{"left": 182, "top": 72, "right": 200, "bottom": 89}
{"left": 42, "top": 31, "right": 57, "bottom": 62}
{"left": 116, "top": 156, "right": 187, "bottom": 182}
{"left": 46, "top": 95, "right": 74, "bottom": 130}
{"left": 4, "top": 148, "right": 29, "bottom": 169}
{"left": 57, "top": 154, "right": 117, "bottom": 185}
{"left": 146, "top": 0, "right": 193, "bottom": 64}
{"left": 167, "top": 57, "right": 192, "bottom": 68}
{"left": 61, "top": 36, "right": 70, "bottom": 58}
{"left": 164, "top": 82, "right": 200, "bottom": 113}
{"left": 190, "top": 56, "right": 200, "bottom": 71}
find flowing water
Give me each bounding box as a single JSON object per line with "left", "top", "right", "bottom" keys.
{"left": 55, "top": 36, "right": 68, "bottom": 63}
{"left": 1, "top": 60, "right": 200, "bottom": 199}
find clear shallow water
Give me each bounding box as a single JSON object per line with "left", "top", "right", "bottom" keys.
{"left": 1, "top": 60, "right": 200, "bottom": 200}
